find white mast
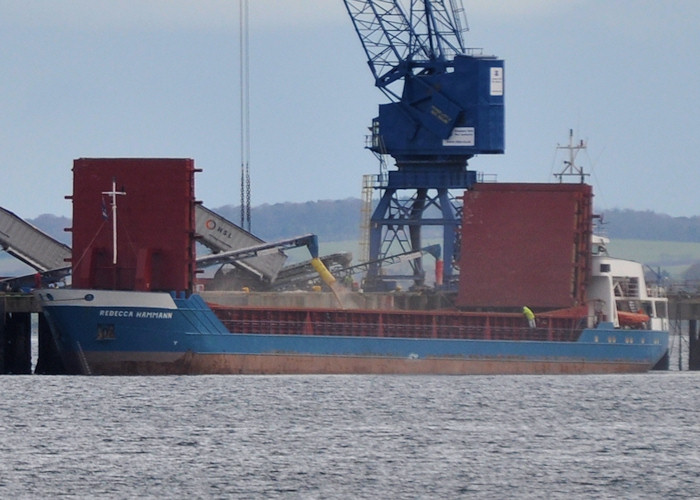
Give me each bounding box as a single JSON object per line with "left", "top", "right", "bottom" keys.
{"left": 555, "top": 129, "right": 589, "bottom": 183}
{"left": 102, "top": 177, "right": 126, "bottom": 265}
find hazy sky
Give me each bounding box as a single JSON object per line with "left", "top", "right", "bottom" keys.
{"left": 2, "top": 1, "right": 699, "bottom": 219}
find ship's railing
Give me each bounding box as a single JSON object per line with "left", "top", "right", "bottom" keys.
{"left": 210, "top": 306, "right": 584, "bottom": 343}
{"left": 646, "top": 285, "right": 667, "bottom": 298}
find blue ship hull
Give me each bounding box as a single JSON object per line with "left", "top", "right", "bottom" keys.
{"left": 36, "top": 289, "right": 669, "bottom": 375}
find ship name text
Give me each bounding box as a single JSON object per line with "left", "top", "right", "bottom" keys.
{"left": 99, "top": 309, "right": 173, "bottom": 319}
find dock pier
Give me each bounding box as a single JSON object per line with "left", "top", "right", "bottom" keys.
{"left": 670, "top": 293, "right": 700, "bottom": 370}
{"left": 0, "top": 293, "right": 64, "bottom": 375}
{"left": 688, "top": 321, "right": 700, "bottom": 371}
{"left": 0, "top": 294, "right": 33, "bottom": 374}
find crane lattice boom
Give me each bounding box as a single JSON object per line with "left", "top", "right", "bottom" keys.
{"left": 343, "top": 0, "right": 468, "bottom": 101}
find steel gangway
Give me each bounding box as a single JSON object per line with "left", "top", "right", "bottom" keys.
{"left": 0, "top": 207, "right": 71, "bottom": 275}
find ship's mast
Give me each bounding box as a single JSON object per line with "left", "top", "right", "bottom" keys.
{"left": 102, "top": 178, "right": 126, "bottom": 265}
{"left": 555, "top": 129, "right": 589, "bottom": 183}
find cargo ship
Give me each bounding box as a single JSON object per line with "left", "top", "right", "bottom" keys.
{"left": 34, "top": 159, "right": 670, "bottom": 375}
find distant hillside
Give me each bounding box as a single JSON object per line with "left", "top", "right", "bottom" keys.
{"left": 217, "top": 202, "right": 700, "bottom": 245}
{"left": 24, "top": 201, "right": 700, "bottom": 245}
{"left": 6, "top": 201, "right": 699, "bottom": 279}
{"left": 208, "top": 203, "right": 700, "bottom": 280}
{"left": 213, "top": 199, "right": 364, "bottom": 243}
{"left": 27, "top": 214, "right": 72, "bottom": 245}
{"left": 599, "top": 209, "right": 700, "bottom": 242}
{"left": 23, "top": 200, "right": 363, "bottom": 250}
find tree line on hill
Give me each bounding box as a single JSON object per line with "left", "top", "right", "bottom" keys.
{"left": 26, "top": 200, "right": 700, "bottom": 246}
{"left": 599, "top": 209, "right": 700, "bottom": 242}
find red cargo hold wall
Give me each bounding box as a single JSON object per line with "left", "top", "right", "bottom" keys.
{"left": 457, "top": 183, "right": 592, "bottom": 310}
{"left": 70, "top": 158, "right": 197, "bottom": 292}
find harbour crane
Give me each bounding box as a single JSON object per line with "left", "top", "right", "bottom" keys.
{"left": 343, "top": 0, "right": 504, "bottom": 290}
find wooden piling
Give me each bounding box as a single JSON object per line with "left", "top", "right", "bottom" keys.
{"left": 689, "top": 319, "right": 700, "bottom": 371}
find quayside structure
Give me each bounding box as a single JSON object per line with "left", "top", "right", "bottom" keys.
{"left": 344, "top": 0, "right": 504, "bottom": 290}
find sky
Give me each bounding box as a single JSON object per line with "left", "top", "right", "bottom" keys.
{"left": 1, "top": 0, "right": 699, "bottom": 220}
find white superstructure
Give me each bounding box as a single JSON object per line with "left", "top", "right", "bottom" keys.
{"left": 587, "top": 235, "right": 669, "bottom": 331}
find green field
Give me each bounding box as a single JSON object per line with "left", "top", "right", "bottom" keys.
{"left": 606, "top": 239, "right": 700, "bottom": 278}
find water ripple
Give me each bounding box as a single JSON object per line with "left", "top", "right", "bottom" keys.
{"left": 0, "top": 373, "right": 699, "bottom": 498}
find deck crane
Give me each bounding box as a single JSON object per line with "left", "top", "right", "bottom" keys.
{"left": 343, "top": 0, "right": 504, "bottom": 290}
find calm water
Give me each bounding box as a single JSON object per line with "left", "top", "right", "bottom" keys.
{"left": 1, "top": 373, "right": 699, "bottom": 499}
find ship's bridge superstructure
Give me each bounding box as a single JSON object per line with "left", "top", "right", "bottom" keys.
{"left": 588, "top": 235, "right": 669, "bottom": 331}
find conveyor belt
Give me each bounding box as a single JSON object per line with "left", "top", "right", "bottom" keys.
{"left": 194, "top": 204, "right": 286, "bottom": 282}
{"left": 0, "top": 207, "right": 71, "bottom": 273}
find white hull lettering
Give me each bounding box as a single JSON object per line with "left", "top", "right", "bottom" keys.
{"left": 99, "top": 309, "right": 173, "bottom": 319}
{"left": 135, "top": 311, "right": 173, "bottom": 319}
